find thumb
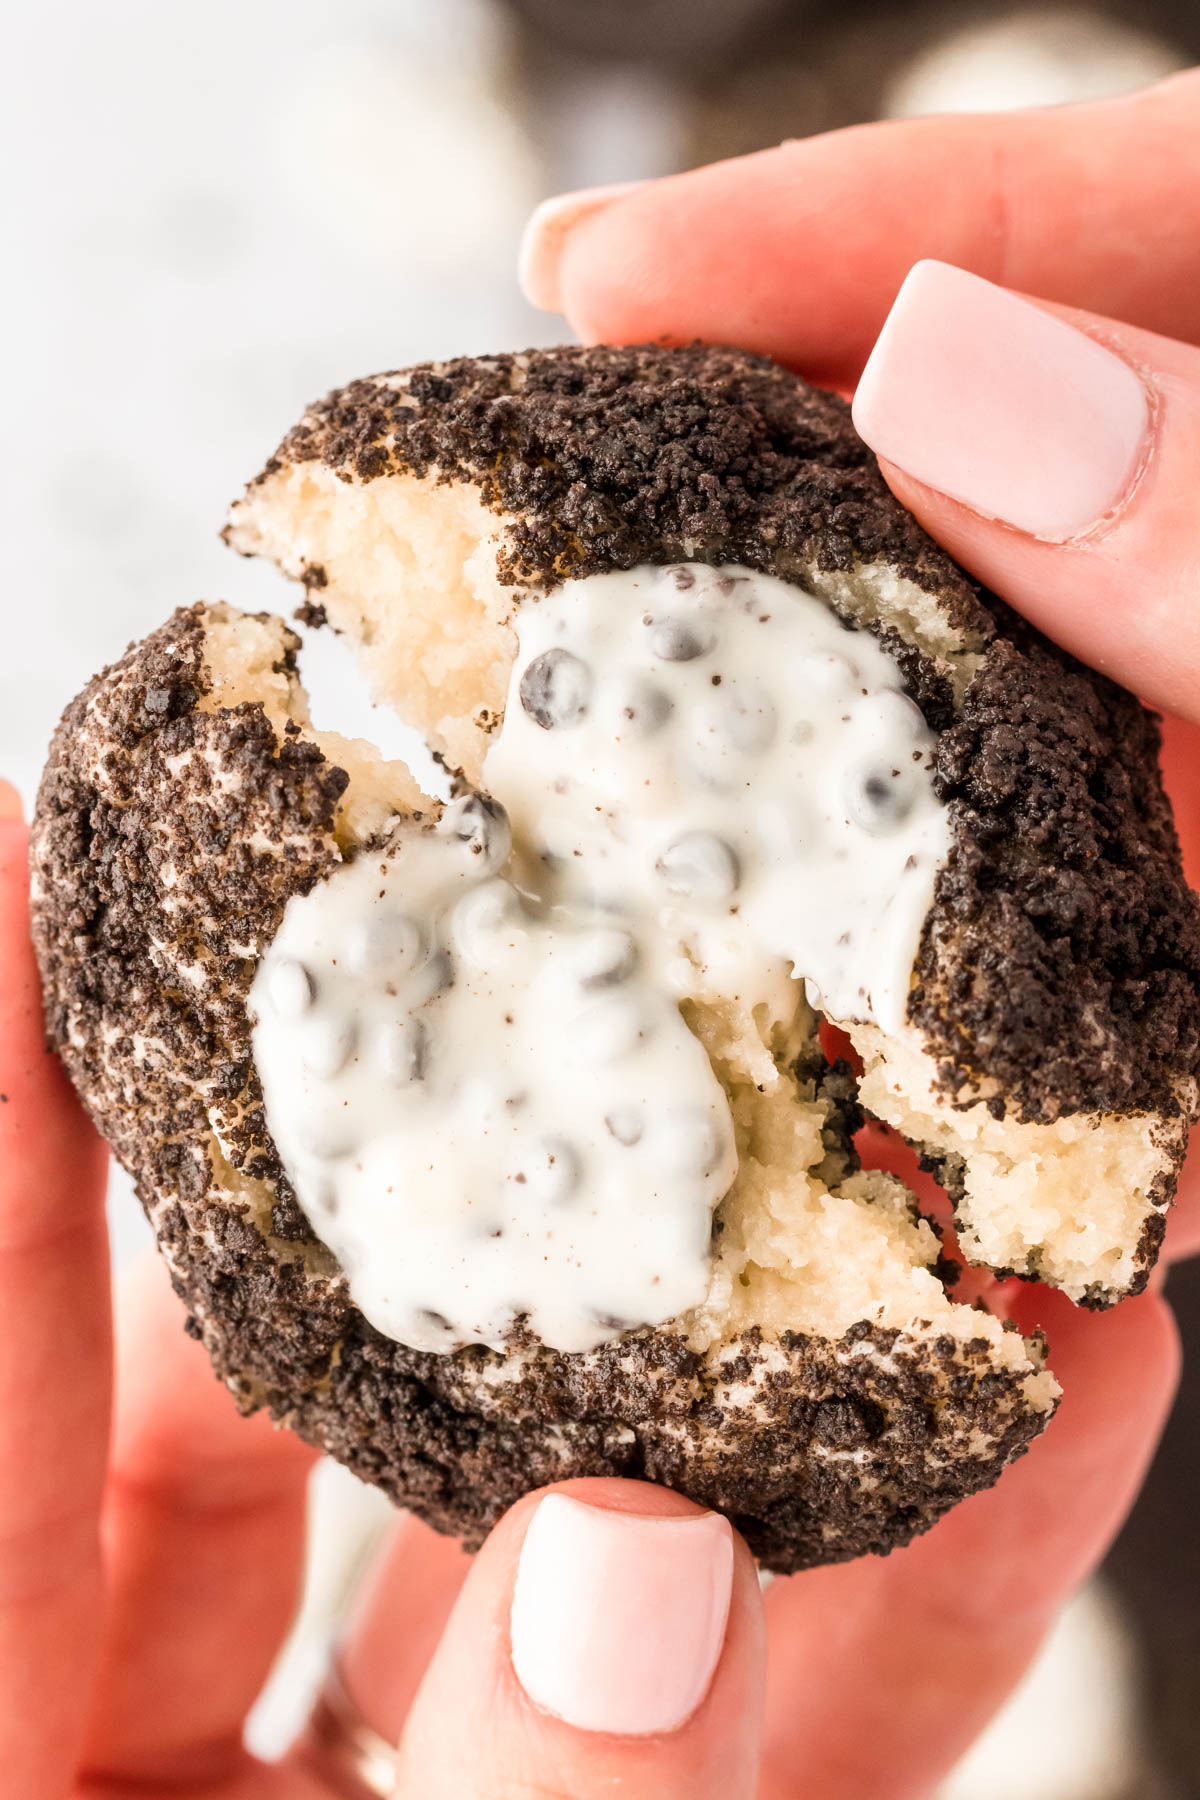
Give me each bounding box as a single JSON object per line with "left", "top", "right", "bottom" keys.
{"left": 354, "top": 1479, "right": 765, "bottom": 1800}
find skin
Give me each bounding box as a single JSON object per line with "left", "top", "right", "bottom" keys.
{"left": 4, "top": 66, "right": 1200, "bottom": 1799}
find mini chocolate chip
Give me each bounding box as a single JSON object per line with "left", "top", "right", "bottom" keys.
{"left": 846, "top": 766, "right": 914, "bottom": 834}
{"left": 444, "top": 793, "right": 511, "bottom": 872}
{"left": 518, "top": 1138, "right": 581, "bottom": 1204}
{"left": 618, "top": 679, "right": 673, "bottom": 737}
{"left": 413, "top": 951, "right": 454, "bottom": 1005}
{"left": 604, "top": 1108, "right": 643, "bottom": 1146}
{"left": 267, "top": 956, "right": 316, "bottom": 1019}
{"left": 576, "top": 928, "right": 639, "bottom": 989}
{"left": 654, "top": 831, "right": 740, "bottom": 902}
{"left": 519, "top": 647, "right": 593, "bottom": 729}
{"left": 590, "top": 1309, "right": 636, "bottom": 1332}
{"left": 378, "top": 1017, "right": 428, "bottom": 1083}
{"left": 647, "top": 616, "right": 715, "bottom": 662}
{"left": 345, "top": 910, "right": 424, "bottom": 978}
{"left": 302, "top": 1015, "right": 357, "bottom": 1079}
{"left": 452, "top": 879, "right": 525, "bottom": 968}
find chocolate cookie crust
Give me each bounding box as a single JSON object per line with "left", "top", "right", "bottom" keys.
{"left": 230, "top": 342, "right": 1200, "bottom": 1127}
{"left": 922, "top": 636, "right": 1200, "bottom": 1123}
{"left": 241, "top": 343, "right": 991, "bottom": 655}
{"left": 31, "top": 609, "right": 346, "bottom": 1193}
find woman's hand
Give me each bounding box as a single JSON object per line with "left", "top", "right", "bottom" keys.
{"left": 5, "top": 65, "right": 1200, "bottom": 1800}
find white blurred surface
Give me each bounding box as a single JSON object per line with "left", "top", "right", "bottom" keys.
{"left": 1, "top": 0, "right": 552, "bottom": 817}
{"left": 0, "top": 0, "right": 570, "bottom": 1262}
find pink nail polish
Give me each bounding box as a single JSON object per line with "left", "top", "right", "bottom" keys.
{"left": 852, "top": 260, "right": 1150, "bottom": 540}
{"left": 518, "top": 182, "right": 645, "bottom": 313}
{"left": 510, "top": 1494, "right": 733, "bottom": 1735}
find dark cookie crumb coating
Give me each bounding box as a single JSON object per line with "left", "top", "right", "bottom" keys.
{"left": 234, "top": 343, "right": 1200, "bottom": 1125}
{"left": 30, "top": 611, "right": 346, "bottom": 1213}
{"left": 166, "top": 1185, "right": 1048, "bottom": 1571}
{"left": 235, "top": 340, "right": 988, "bottom": 727}
{"left": 30, "top": 607, "right": 1052, "bottom": 1571}
{"left": 922, "top": 636, "right": 1200, "bottom": 1122}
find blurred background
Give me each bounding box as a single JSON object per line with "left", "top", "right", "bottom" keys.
{"left": 4, "top": 3, "right": 1199, "bottom": 1793}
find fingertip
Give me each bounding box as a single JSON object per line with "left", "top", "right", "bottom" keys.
{"left": 383, "top": 1478, "right": 764, "bottom": 1799}
{"left": 0, "top": 779, "right": 23, "bottom": 823}
{"left": 518, "top": 182, "right": 647, "bottom": 314}
{"left": 0, "top": 798, "right": 106, "bottom": 1212}
{"left": 849, "top": 257, "right": 942, "bottom": 442}
{"left": 512, "top": 1472, "right": 741, "bottom": 1527}
{"left": 509, "top": 1489, "right": 736, "bottom": 1737}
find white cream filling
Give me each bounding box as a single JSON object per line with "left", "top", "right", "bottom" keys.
{"left": 252, "top": 563, "right": 952, "bottom": 1354}
{"left": 485, "top": 564, "right": 950, "bottom": 1035}
{"left": 250, "top": 803, "right": 737, "bottom": 1354}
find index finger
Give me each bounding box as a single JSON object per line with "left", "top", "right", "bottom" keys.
{"left": 0, "top": 790, "right": 112, "bottom": 1799}
{"left": 81, "top": 1253, "right": 317, "bottom": 1792}
{"left": 534, "top": 70, "right": 1200, "bottom": 388}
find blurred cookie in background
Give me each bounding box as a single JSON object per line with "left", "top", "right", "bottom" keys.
{"left": 500, "top": 0, "right": 1190, "bottom": 169}
{"left": 681, "top": 3, "right": 1190, "bottom": 162}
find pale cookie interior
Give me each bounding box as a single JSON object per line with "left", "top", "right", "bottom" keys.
{"left": 225, "top": 459, "right": 1182, "bottom": 1308}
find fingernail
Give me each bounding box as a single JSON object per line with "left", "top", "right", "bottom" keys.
{"left": 852, "top": 260, "right": 1151, "bottom": 540}
{"left": 0, "top": 780, "right": 23, "bottom": 822}
{"left": 518, "top": 182, "right": 645, "bottom": 313}
{"left": 510, "top": 1494, "right": 733, "bottom": 1735}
